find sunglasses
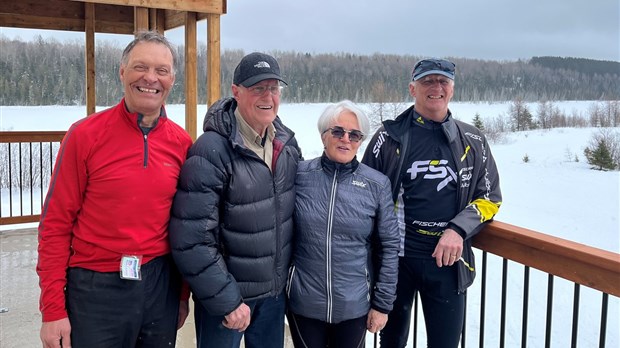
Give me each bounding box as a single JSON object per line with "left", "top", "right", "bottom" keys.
{"left": 412, "top": 59, "right": 456, "bottom": 79}
{"left": 322, "top": 126, "right": 364, "bottom": 143}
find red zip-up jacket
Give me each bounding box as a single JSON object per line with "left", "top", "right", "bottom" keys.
{"left": 37, "top": 99, "right": 192, "bottom": 322}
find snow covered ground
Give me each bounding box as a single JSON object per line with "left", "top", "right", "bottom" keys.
{"left": 1, "top": 100, "right": 618, "bottom": 347}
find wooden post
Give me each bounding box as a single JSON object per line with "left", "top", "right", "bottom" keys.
{"left": 134, "top": 7, "right": 149, "bottom": 33}
{"left": 206, "top": 13, "right": 221, "bottom": 108}
{"left": 150, "top": 8, "right": 165, "bottom": 34}
{"left": 184, "top": 12, "right": 198, "bottom": 140}
{"left": 84, "top": 3, "right": 96, "bottom": 116}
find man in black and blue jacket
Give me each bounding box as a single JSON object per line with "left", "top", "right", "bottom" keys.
{"left": 362, "top": 58, "right": 502, "bottom": 348}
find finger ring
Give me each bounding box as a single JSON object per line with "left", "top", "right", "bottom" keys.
{"left": 451, "top": 255, "right": 456, "bottom": 258}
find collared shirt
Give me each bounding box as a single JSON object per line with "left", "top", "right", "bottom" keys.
{"left": 234, "top": 108, "right": 275, "bottom": 171}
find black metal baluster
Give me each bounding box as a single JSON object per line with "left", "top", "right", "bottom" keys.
{"left": 462, "top": 292, "right": 467, "bottom": 347}
{"left": 500, "top": 258, "right": 508, "bottom": 348}
{"left": 599, "top": 293, "right": 608, "bottom": 348}
{"left": 545, "top": 275, "right": 554, "bottom": 348}
{"left": 479, "top": 251, "right": 488, "bottom": 348}
{"left": 521, "top": 266, "right": 530, "bottom": 348}
{"left": 570, "top": 283, "right": 580, "bottom": 347}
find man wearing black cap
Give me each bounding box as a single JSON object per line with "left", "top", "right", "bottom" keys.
{"left": 169, "top": 52, "right": 302, "bottom": 348}
{"left": 362, "top": 58, "right": 502, "bottom": 347}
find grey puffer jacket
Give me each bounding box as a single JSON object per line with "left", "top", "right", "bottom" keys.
{"left": 287, "top": 154, "right": 400, "bottom": 324}
{"left": 169, "top": 97, "right": 302, "bottom": 316}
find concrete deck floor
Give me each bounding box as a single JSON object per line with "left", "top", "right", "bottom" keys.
{"left": 0, "top": 228, "right": 294, "bottom": 348}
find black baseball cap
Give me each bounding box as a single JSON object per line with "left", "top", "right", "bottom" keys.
{"left": 233, "top": 52, "right": 287, "bottom": 87}
{"left": 412, "top": 58, "right": 456, "bottom": 81}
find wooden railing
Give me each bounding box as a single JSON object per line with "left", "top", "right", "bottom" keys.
{"left": 401, "top": 222, "right": 620, "bottom": 348}
{"left": 474, "top": 221, "right": 619, "bottom": 298}
{"left": 0, "top": 131, "right": 65, "bottom": 225}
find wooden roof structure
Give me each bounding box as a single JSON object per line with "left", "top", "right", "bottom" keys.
{"left": 0, "top": 0, "right": 228, "bottom": 139}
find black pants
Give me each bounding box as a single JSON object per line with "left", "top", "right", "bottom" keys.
{"left": 287, "top": 311, "right": 367, "bottom": 348}
{"left": 66, "top": 255, "right": 181, "bottom": 348}
{"left": 380, "top": 257, "right": 465, "bottom": 348}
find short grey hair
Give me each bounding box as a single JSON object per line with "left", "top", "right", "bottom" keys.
{"left": 317, "top": 100, "right": 370, "bottom": 141}
{"left": 121, "top": 30, "right": 178, "bottom": 75}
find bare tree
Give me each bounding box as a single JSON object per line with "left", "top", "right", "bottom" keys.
{"left": 536, "top": 100, "right": 553, "bottom": 129}
{"left": 482, "top": 113, "right": 509, "bottom": 144}
{"left": 367, "top": 81, "right": 408, "bottom": 134}
{"left": 509, "top": 98, "right": 533, "bottom": 131}
{"left": 603, "top": 101, "right": 620, "bottom": 127}
{"left": 588, "top": 102, "right": 605, "bottom": 127}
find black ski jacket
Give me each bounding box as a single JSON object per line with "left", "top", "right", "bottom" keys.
{"left": 362, "top": 105, "right": 502, "bottom": 292}
{"left": 169, "top": 97, "right": 302, "bottom": 315}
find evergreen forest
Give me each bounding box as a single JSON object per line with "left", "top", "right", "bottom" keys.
{"left": 1, "top": 36, "right": 619, "bottom": 106}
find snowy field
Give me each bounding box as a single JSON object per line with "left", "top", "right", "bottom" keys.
{"left": 1, "top": 100, "right": 618, "bottom": 347}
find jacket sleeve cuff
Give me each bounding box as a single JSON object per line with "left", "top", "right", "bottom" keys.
{"left": 448, "top": 223, "right": 466, "bottom": 238}
{"left": 370, "top": 304, "right": 391, "bottom": 314}
{"left": 224, "top": 299, "right": 245, "bottom": 316}
{"left": 42, "top": 311, "right": 68, "bottom": 323}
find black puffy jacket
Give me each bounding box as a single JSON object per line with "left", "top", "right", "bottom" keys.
{"left": 287, "top": 155, "right": 400, "bottom": 323}
{"left": 169, "top": 97, "right": 302, "bottom": 316}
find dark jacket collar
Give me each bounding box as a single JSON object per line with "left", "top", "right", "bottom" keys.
{"left": 320, "top": 152, "right": 359, "bottom": 177}
{"left": 384, "top": 104, "right": 458, "bottom": 144}
{"left": 203, "top": 97, "right": 296, "bottom": 149}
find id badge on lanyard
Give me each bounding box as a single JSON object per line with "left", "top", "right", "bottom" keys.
{"left": 120, "top": 255, "right": 143, "bottom": 280}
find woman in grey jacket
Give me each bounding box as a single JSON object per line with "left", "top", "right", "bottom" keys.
{"left": 287, "top": 100, "right": 400, "bottom": 348}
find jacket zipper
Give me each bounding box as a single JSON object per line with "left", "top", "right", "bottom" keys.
{"left": 271, "top": 143, "right": 286, "bottom": 295}
{"left": 325, "top": 169, "right": 338, "bottom": 323}
{"left": 143, "top": 134, "right": 149, "bottom": 168}
{"left": 286, "top": 265, "right": 296, "bottom": 297}
{"left": 273, "top": 176, "right": 280, "bottom": 294}
{"left": 272, "top": 139, "right": 296, "bottom": 295}
{"left": 442, "top": 127, "right": 464, "bottom": 213}
{"left": 365, "top": 267, "right": 371, "bottom": 302}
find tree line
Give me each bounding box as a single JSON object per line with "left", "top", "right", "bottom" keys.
{"left": 1, "top": 35, "right": 619, "bottom": 106}
{"left": 473, "top": 99, "right": 620, "bottom": 171}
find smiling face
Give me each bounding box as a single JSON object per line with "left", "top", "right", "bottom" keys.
{"left": 232, "top": 79, "right": 281, "bottom": 135}
{"left": 322, "top": 111, "right": 363, "bottom": 164}
{"left": 119, "top": 41, "right": 175, "bottom": 119}
{"left": 410, "top": 74, "right": 454, "bottom": 122}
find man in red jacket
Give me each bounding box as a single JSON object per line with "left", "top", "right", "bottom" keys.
{"left": 37, "top": 31, "right": 193, "bottom": 348}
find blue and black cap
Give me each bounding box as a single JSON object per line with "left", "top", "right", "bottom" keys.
{"left": 412, "top": 58, "right": 456, "bottom": 81}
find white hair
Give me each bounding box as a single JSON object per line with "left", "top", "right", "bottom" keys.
{"left": 317, "top": 100, "right": 370, "bottom": 140}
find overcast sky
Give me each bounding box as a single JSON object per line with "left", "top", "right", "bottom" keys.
{"left": 1, "top": 0, "right": 619, "bottom": 62}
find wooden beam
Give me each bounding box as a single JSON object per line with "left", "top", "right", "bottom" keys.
{"left": 162, "top": 9, "right": 212, "bottom": 30}
{"left": 184, "top": 12, "right": 198, "bottom": 140}
{"left": 163, "top": 10, "right": 185, "bottom": 30}
{"left": 93, "top": 4, "right": 135, "bottom": 33}
{"left": 0, "top": 14, "right": 83, "bottom": 31}
{"left": 206, "top": 13, "right": 221, "bottom": 107}
{"left": 71, "top": 0, "right": 225, "bottom": 14}
{"left": 85, "top": 3, "right": 96, "bottom": 115}
{"left": 0, "top": 1, "right": 134, "bottom": 34}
